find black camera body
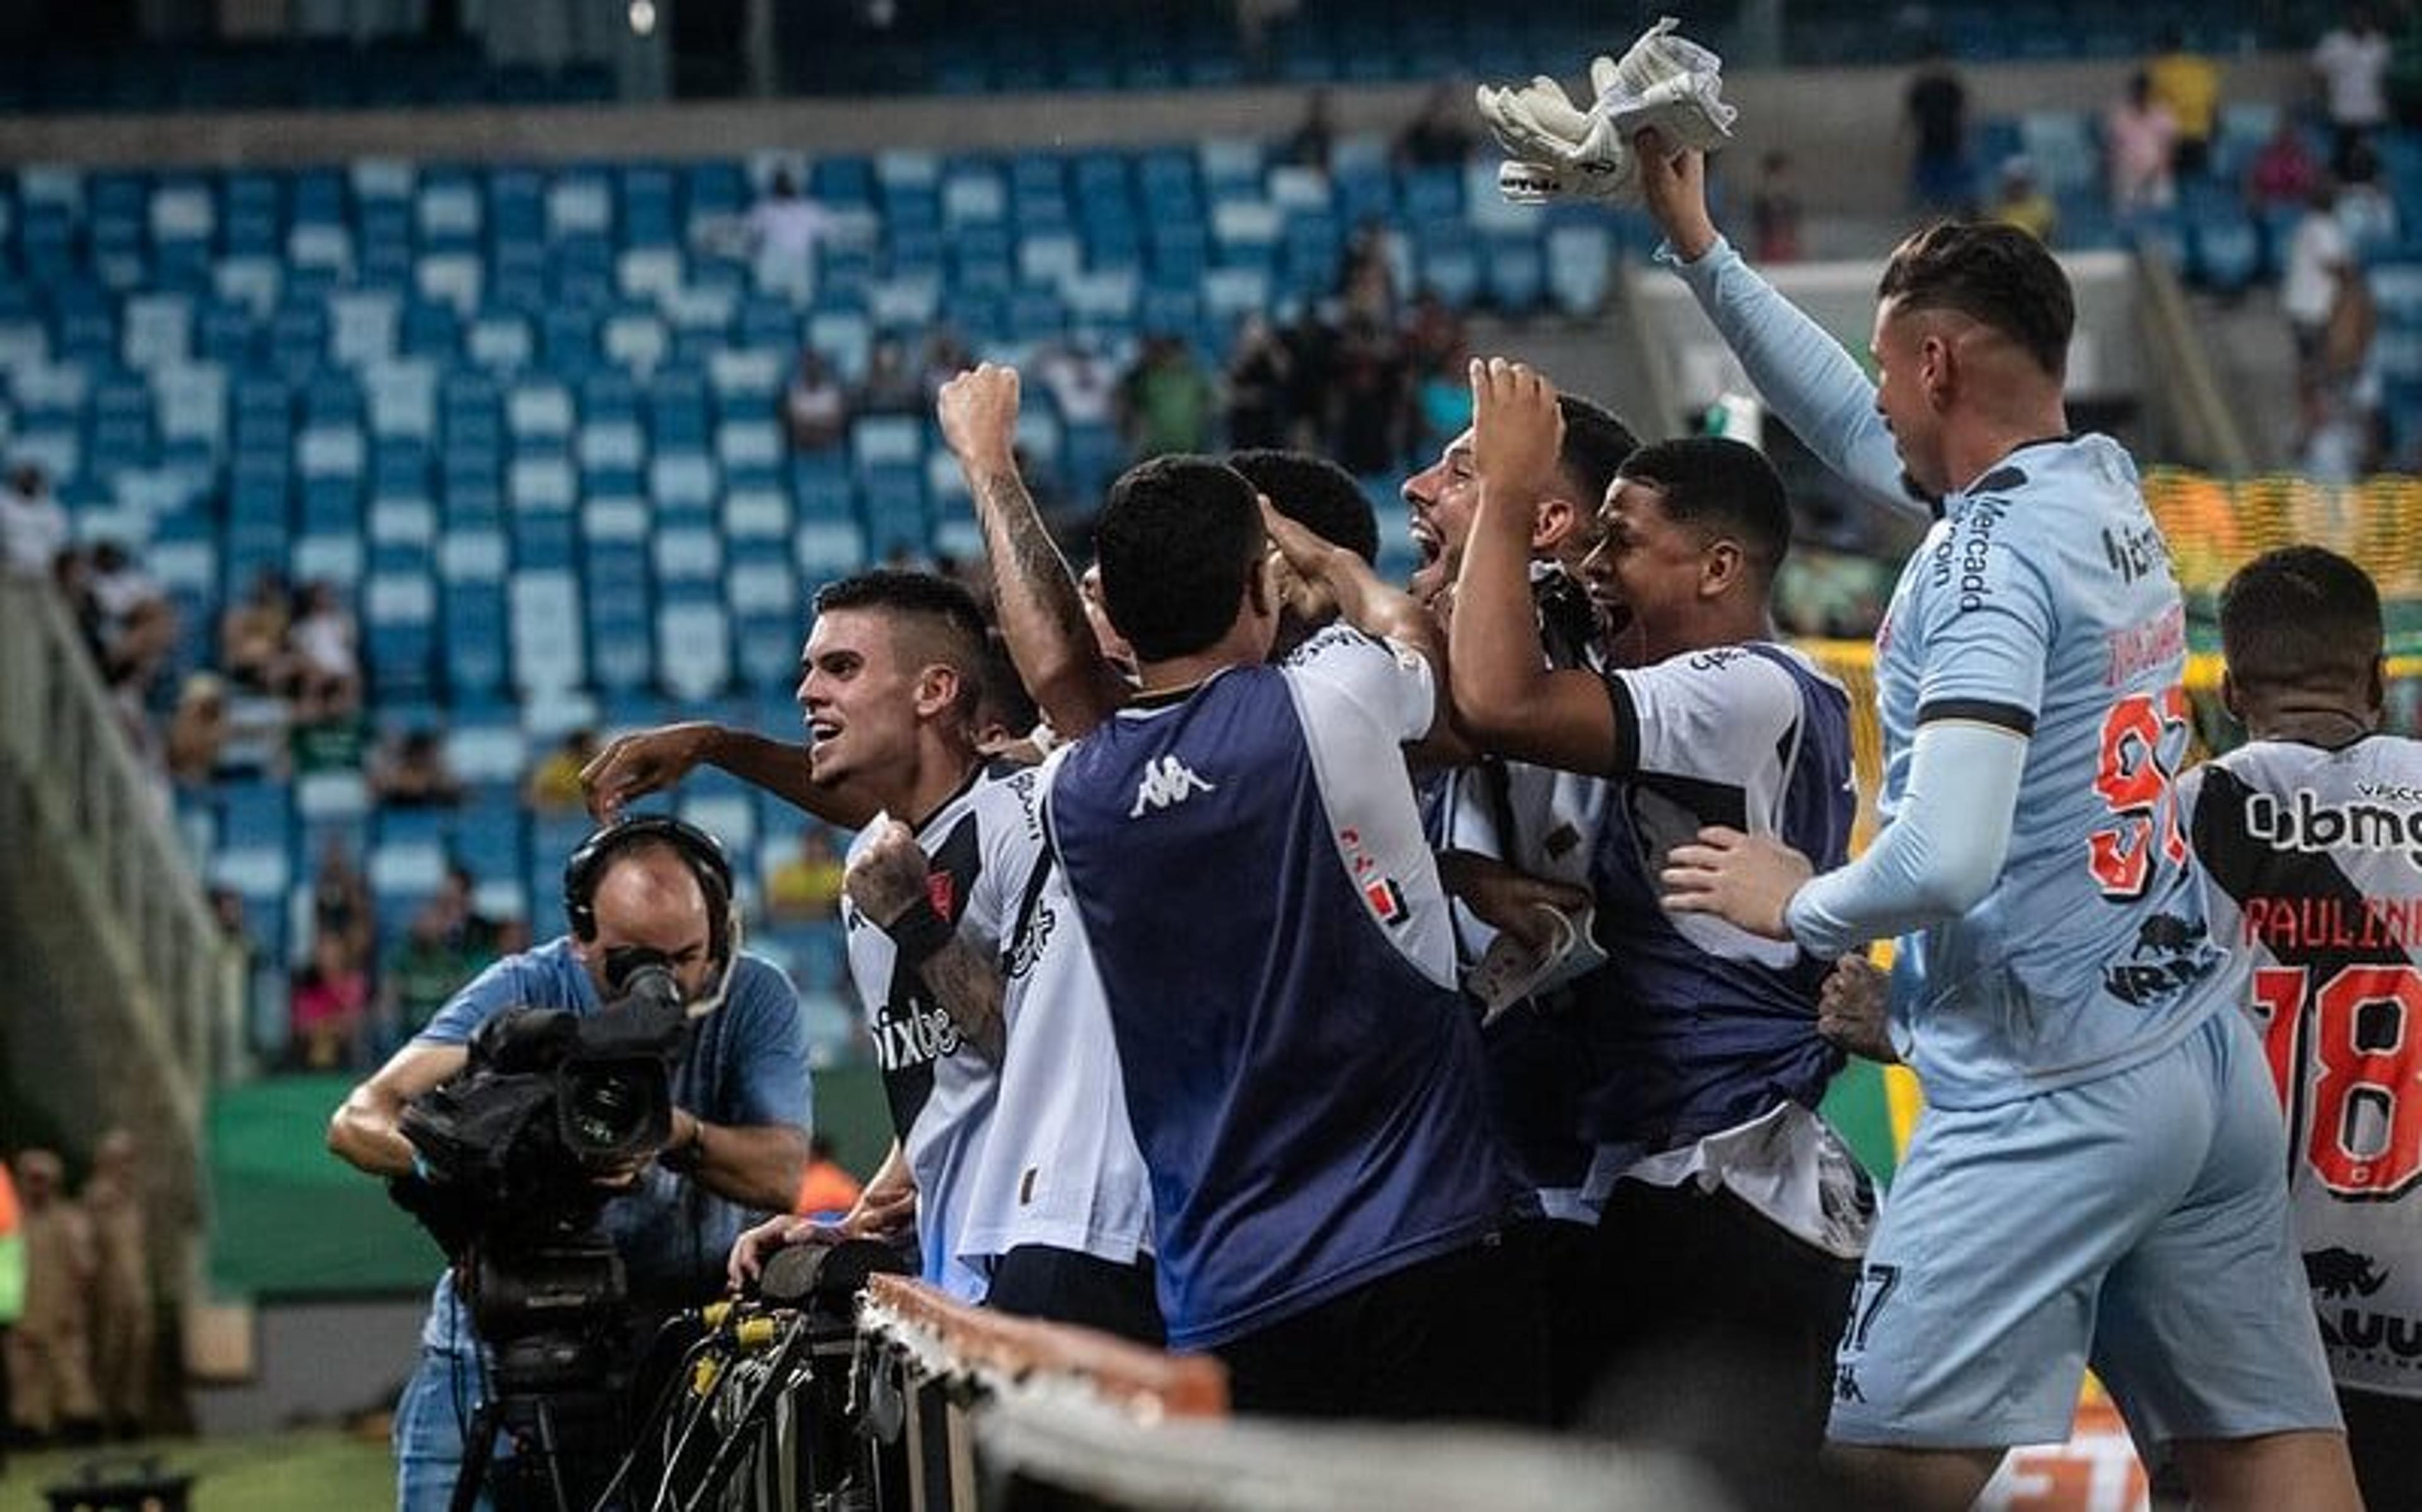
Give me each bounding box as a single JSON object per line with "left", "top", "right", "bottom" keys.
{"left": 394, "top": 947, "right": 692, "bottom": 1342}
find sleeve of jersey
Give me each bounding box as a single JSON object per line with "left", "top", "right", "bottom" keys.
{"left": 1661, "top": 237, "right": 1919, "bottom": 519}
{"left": 1603, "top": 651, "right": 1798, "bottom": 784}
{"left": 414, "top": 955, "right": 537, "bottom": 1047}
{"left": 1911, "top": 508, "right": 2057, "bottom": 740}
{"left": 1782, "top": 720, "right": 2028, "bottom": 958}
{"left": 722, "top": 960, "right": 815, "bottom": 1131}
{"left": 1284, "top": 625, "right": 1437, "bottom": 745}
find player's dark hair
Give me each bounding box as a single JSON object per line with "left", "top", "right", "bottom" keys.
{"left": 1617, "top": 436, "right": 1793, "bottom": 587}
{"left": 1877, "top": 220, "right": 2075, "bottom": 379}
{"left": 1227, "top": 448, "right": 1379, "bottom": 564}
{"left": 1094, "top": 455, "right": 1265, "bottom": 663}
{"left": 1557, "top": 393, "right": 1641, "bottom": 511}
{"left": 975, "top": 627, "right": 1041, "bottom": 740}
{"left": 2218, "top": 546, "right": 2383, "bottom": 696}
{"left": 810, "top": 568, "right": 990, "bottom": 720}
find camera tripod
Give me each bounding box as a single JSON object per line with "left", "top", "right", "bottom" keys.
{"left": 448, "top": 1340, "right": 629, "bottom": 1512}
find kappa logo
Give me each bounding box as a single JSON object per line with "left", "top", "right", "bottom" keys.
{"left": 1130, "top": 754, "right": 1215, "bottom": 818}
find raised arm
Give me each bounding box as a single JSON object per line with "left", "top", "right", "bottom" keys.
{"left": 1635, "top": 131, "right": 1919, "bottom": 517}
{"left": 1446, "top": 359, "right": 1624, "bottom": 776}
{"left": 582, "top": 721, "right": 879, "bottom": 830}
{"left": 938, "top": 365, "right": 1133, "bottom": 741}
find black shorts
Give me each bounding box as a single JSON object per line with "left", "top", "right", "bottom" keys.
{"left": 1211, "top": 1232, "right": 1548, "bottom": 1424}
{"left": 2342, "top": 1387, "right": 2422, "bottom": 1512}
{"left": 1584, "top": 1179, "right": 1857, "bottom": 1479}
{"left": 985, "top": 1245, "right": 1164, "bottom": 1347}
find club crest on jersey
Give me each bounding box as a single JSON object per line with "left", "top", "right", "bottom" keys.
{"left": 926, "top": 872, "right": 956, "bottom": 921}
{"left": 1338, "top": 827, "right": 1412, "bottom": 928}
{"left": 1130, "top": 754, "right": 1215, "bottom": 817}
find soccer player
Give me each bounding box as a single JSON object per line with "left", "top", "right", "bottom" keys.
{"left": 2182, "top": 546, "right": 2422, "bottom": 1512}
{"left": 699, "top": 569, "right": 1159, "bottom": 1339}
{"left": 1036, "top": 453, "right": 1536, "bottom": 1419}
{"left": 1630, "top": 130, "right": 2357, "bottom": 1508}
{"left": 1449, "top": 362, "right": 1868, "bottom": 1467}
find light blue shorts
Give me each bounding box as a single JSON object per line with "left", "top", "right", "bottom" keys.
{"left": 1828, "top": 1009, "right": 2342, "bottom": 1454}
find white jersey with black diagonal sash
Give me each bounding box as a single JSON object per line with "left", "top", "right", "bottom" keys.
{"left": 2185, "top": 733, "right": 2422, "bottom": 1398}
{"left": 841, "top": 763, "right": 1017, "bottom": 1301}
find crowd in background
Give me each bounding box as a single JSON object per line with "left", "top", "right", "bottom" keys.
{"left": 0, "top": 1134, "right": 157, "bottom": 1453}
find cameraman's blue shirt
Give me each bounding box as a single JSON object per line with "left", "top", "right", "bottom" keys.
{"left": 412, "top": 937, "right": 812, "bottom": 1354}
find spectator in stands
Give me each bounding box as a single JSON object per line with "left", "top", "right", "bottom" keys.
{"left": 1339, "top": 216, "right": 1398, "bottom": 325}
{"left": 858, "top": 336, "right": 923, "bottom": 416}
{"left": 1036, "top": 339, "right": 1118, "bottom": 433}
{"left": 0, "top": 462, "right": 67, "bottom": 580}
{"left": 765, "top": 825, "right": 847, "bottom": 921}
{"left": 1116, "top": 334, "right": 1219, "bottom": 461}
{"left": 434, "top": 861, "right": 504, "bottom": 965}
{"left": 781, "top": 349, "right": 848, "bottom": 452}
{"left": 79, "top": 1131, "right": 149, "bottom": 1441}
{"left": 288, "top": 670, "right": 368, "bottom": 776}
{"left": 5, "top": 1149, "right": 96, "bottom": 1445}
{"left": 1400, "top": 287, "right": 1466, "bottom": 375}
{"left": 1280, "top": 304, "right": 1339, "bottom": 452}
{"left": 164, "top": 673, "right": 230, "bottom": 788}
{"left": 2247, "top": 117, "right": 2325, "bottom": 212}
{"left": 85, "top": 541, "right": 178, "bottom": 697}
{"left": 1280, "top": 86, "right": 1336, "bottom": 172}
{"left": 218, "top": 567, "right": 294, "bottom": 694}
{"left": 1750, "top": 151, "right": 1806, "bottom": 264}
{"left": 1903, "top": 44, "right": 1970, "bottom": 211}
{"left": 2105, "top": 71, "right": 2179, "bottom": 216}
{"left": 288, "top": 579, "right": 359, "bottom": 699}
{"left": 2315, "top": 6, "right": 2393, "bottom": 179}
{"left": 744, "top": 166, "right": 831, "bottom": 274}
{"left": 369, "top": 728, "right": 464, "bottom": 808}
{"left": 1395, "top": 79, "right": 1475, "bottom": 167}
{"left": 0, "top": 1154, "right": 18, "bottom": 1471}
{"left": 1225, "top": 315, "right": 1292, "bottom": 450}
{"left": 310, "top": 834, "right": 375, "bottom": 972}
{"left": 2286, "top": 180, "right": 2358, "bottom": 394}
{"left": 1326, "top": 311, "right": 1410, "bottom": 477}
{"left": 1989, "top": 157, "right": 2058, "bottom": 244}
{"left": 2335, "top": 139, "right": 2401, "bottom": 252}
{"left": 2147, "top": 28, "right": 2221, "bottom": 180}
{"left": 375, "top": 898, "right": 477, "bottom": 1054}
{"left": 919, "top": 330, "right": 977, "bottom": 407}
{"left": 526, "top": 728, "right": 601, "bottom": 814}
{"left": 289, "top": 928, "right": 369, "bottom": 1071}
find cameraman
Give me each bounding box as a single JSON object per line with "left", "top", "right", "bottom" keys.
{"left": 328, "top": 818, "right": 811, "bottom": 1511}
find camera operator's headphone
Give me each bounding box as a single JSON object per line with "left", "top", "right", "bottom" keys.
{"left": 562, "top": 814, "right": 740, "bottom": 1013}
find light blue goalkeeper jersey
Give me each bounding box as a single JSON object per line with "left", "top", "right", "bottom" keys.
{"left": 1668, "top": 237, "right": 2230, "bottom": 1107}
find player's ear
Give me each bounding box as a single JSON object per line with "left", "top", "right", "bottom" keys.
{"left": 2218, "top": 668, "right": 2245, "bottom": 726}
{"left": 1531, "top": 495, "right": 1576, "bottom": 554}
{"left": 2368, "top": 654, "right": 2388, "bottom": 718}
{"left": 914, "top": 663, "right": 961, "bottom": 719}
{"left": 1700, "top": 537, "right": 1744, "bottom": 599}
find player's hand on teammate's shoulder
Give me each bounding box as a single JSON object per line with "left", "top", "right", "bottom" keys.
{"left": 937, "top": 363, "right": 1021, "bottom": 470}
{"left": 1817, "top": 953, "right": 1897, "bottom": 1064}
{"left": 1658, "top": 825, "right": 1814, "bottom": 941}
{"left": 580, "top": 721, "right": 720, "bottom": 822}
{"left": 1467, "top": 357, "right": 1565, "bottom": 508}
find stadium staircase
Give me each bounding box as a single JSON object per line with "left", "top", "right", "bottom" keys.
{"left": 0, "top": 574, "right": 242, "bottom": 1334}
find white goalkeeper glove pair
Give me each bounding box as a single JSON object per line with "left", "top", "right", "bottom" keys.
{"left": 1475, "top": 15, "right": 1737, "bottom": 206}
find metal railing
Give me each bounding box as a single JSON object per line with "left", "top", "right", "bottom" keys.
{"left": 0, "top": 574, "right": 247, "bottom": 1113}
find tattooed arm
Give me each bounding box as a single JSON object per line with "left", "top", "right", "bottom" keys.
{"left": 939, "top": 364, "right": 1134, "bottom": 741}
{"left": 843, "top": 818, "right": 1008, "bottom": 1064}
